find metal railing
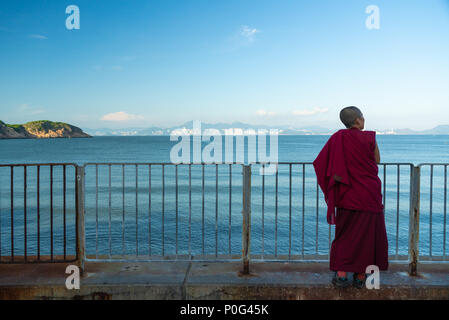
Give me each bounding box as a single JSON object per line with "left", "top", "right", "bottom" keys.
{"left": 417, "top": 164, "right": 449, "bottom": 262}
{"left": 0, "top": 164, "right": 78, "bottom": 263}
{"left": 0, "top": 162, "right": 448, "bottom": 276}
{"left": 82, "top": 163, "right": 244, "bottom": 262}
{"left": 249, "top": 162, "right": 415, "bottom": 264}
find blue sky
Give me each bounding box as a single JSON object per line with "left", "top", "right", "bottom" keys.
{"left": 0, "top": 0, "right": 448, "bottom": 130}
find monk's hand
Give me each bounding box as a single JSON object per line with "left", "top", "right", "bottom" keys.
{"left": 333, "top": 174, "right": 342, "bottom": 182}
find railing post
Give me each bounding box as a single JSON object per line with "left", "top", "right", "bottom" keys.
{"left": 408, "top": 165, "right": 420, "bottom": 276}
{"left": 76, "top": 165, "right": 85, "bottom": 275}
{"left": 242, "top": 165, "right": 251, "bottom": 275}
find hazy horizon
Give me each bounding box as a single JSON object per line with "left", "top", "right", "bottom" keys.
{"left": 4, "top": 118, "right": 449, "bottom": 133}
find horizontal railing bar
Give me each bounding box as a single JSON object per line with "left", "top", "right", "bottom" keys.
{"left": 84, "top": 258, "right": 240, "bottom": 263}
{"left": 0, "top": 259, "right": 78, "bottom": 264}
{"left": 0, "top": 162, "right": 417, "bottom": 167}
{"left": 418, "top": 257, "right": 449, "bottom": 262}
{"left": 251, "top": 162, "right": 313, "bottom": 165}
{"left": 0, "top": 163, "right": 77, "bottom": 167}
{"left": 251, "top": 162, "right": 414, "bottom": 165}
{"left": 83, "top": 162, "right": 245, "bottom": 166}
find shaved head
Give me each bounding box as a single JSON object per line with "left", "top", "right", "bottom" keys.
{"left": 340, "top": 106, "right": 363, "bottom": 128}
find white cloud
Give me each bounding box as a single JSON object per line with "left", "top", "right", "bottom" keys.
{"left": 226, "top": 25, "right": 260, "bottom": 50}
{"left": 292, "top": 107, "right": 329, "bottom": 116}
{"left": 256, "top": 110, "right": 277, "bottom": 117}
{"left": 29, "top": 34, "right": 48, "bottom": 40}
{"left": 100, "top": 111, "right": 144, "bottom": 122}
{"left": 240, "top": 25, "right": 259, "bottom": 43}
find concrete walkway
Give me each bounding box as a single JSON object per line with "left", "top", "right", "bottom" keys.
{"left": 0, "top": 261, "right": 448, "bottom": 299}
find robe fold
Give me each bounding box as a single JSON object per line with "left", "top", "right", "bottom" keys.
{"left": 313, "top": 127, "right": 388, "bottom": 272}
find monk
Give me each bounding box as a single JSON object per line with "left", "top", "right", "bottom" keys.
{"left": 313, "top": 106, "right": 388, "bottom": 289}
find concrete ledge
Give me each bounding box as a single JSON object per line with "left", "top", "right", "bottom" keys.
{"left": 0, "top": 261, "right": 448, "bottom": 300}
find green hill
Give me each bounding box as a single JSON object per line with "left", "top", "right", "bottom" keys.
{"left": 0, "top": 120, "right": 91, "bottom": 139}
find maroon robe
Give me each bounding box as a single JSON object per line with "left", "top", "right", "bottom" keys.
{"left": 313, "top": 127, "right": 388, "bottom": 272}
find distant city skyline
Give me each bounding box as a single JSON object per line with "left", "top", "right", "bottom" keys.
{"left": 80, "top": 120, "right": 449, "bottom": 136}
{"left": 1, "top": 0, "right": 448, "bottom": 131}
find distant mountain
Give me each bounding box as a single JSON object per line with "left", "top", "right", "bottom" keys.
{"left": 0, "top": 120, "right": 91, "bottom": 139}
{"left": 420, "top": 125, "right": 449, "bottom": 135}
{"left": 83, "top": 122, "right": 449, "bottom": 137}
{"left": 375, "top": 125, "right": 449, "bottom": 135}
{"left": 83, "top": 122, "right": 335, "bottom": 136}
{"left": 84, "top": 126, "right": 171, "bottom": 136}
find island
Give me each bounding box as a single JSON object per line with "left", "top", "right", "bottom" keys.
{"left": 0, "top": 120, "right": 91, "bottom": 139}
